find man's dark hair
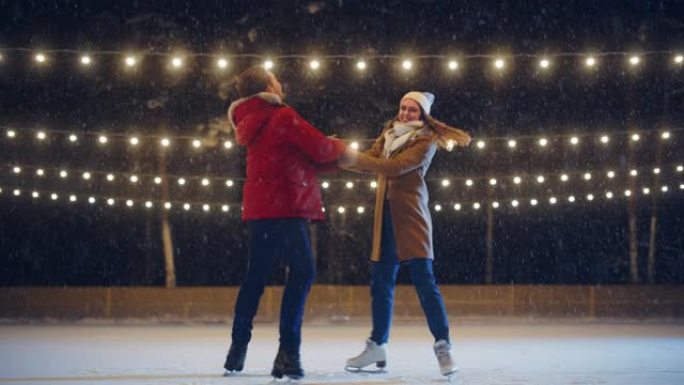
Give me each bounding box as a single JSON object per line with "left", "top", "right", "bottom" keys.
{"left": 234, "top": 66, "right": 271, "bottom": 97}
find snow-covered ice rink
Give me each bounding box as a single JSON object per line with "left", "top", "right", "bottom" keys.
{"left": 1, "top": 321, "right": 683, "bottom": 385}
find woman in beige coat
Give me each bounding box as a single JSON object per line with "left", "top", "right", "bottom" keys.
{"left": 341, "top": 91, "right": 471, "bottom": 378}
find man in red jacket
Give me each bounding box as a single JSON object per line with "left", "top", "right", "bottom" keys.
{"left": 223, "top": 66, "right": 346, "bottom": 380}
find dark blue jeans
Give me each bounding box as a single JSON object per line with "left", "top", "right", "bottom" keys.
{"left": 231, "top": 218, "right": 316, "bottom": 354}
{"left": 370, "top": 202, "right": 450, "bottom": 345}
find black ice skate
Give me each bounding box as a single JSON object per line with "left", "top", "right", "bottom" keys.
{"left": 271, "top": 347, "right": 304, "bottom": 380}
{"left": 223, "top": 344, "right": 247, "bottom": 375}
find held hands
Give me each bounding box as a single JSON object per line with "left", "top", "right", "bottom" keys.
{"left": 338, "top": 148, "right": 358, "bottom": 168}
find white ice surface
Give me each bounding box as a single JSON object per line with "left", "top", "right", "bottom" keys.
{"left": 1, "top": 321, "right": 683, "bottom": 384}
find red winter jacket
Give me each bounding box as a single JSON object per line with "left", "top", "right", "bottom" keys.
{"left": 228, "top": 93, "right": 346, "bottom": 221}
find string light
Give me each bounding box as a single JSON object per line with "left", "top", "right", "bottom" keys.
{"left": 492, "top": 201, "right": 500, "bottom": 208}
{"left": 607, "top": 170, "right": 615, "bottom": 178}
{"left": 508, "top": 139, "right": 517, "bottom": 148}
{"left": 350, "top": 141, "right": 359, "bottom": 150}
{"left": 570, "top": 136, "right": 580, "bottom": 145}
{"left": 653, "top": 168, "right": 661, "bottom": 175}
{"left": 82, "top": 172, "right": 91, "bottom": 180}
{"left": 98, "top": 135, "right": 108, "bottom": 144}
{"left": 6, "top": 130, "right": 16, "bottom": 138}
{"left": 356, "top": 60, "right": 367, "bottom": 70}
{"left": 513, "top": 176, "right": 522, "bottom": 184}
{"left": 560, "top": 174, "right": 569, "bottom": 182}
{"left": 69, "top": 134, "right": 78, "bottom": 142}
{"left": 473, "top": 202, "right": 481, "bottom": 210}
{"left": 34, "top": 53, "right": 46, "bottom": 63}
{"left": 370, "top": 181, "right": 377, "bottom": 189}
{"left": 154, "top": 176, "right": 162, "bottom": 184}
{"left": 643, "top": 187, "right": 650, "bottom": 195}
{"left": 216, "top": 58, "right": 228, "bottom": 69}
{"left": 568, "top": 195, "right": 576, "bottom": 202}
{"left": 536, "top": 175, "right": 545, "bottom": 183}
{"left": 321, "top": 181, "right": 329, "bottom": 189}
{"left": 178, "top": 178, "right": 186, "bottom": 185}
{"left": 606, "top": 191, "right": 614, "bottom": 199}
{"left": 539, "top": 58, "right": 550, "bottom": 69}
{"left": 338, "top": 206, "right": 346, "bottom": 213}
{"left": 624, "top": 190, "right": 632, "bottom": 197}
{"left": 345, "top": 181, "right": 354, "bottom": 189}
{"left": 584, "top": 172, "right": 592, "bottom": 180}
{"left": 494, "top": 58, "right": 505, "bottom": 70}
{"left": 538, "top": 138, "right": 548, "bottom": 147}
{"left": 630, "top": 169, "right": 638, "bottom": 176}
{"left": 661, "top": 186, "right": 669, "bottom": 193}
{"left": 224, "top": 140, "right": 233, "bottom": 149}
{"left": 192, "top": 139, "right": 202, "bottom": 148}
{"left": 661, "top": 131, "right": 671, "bottom": 140}
{"left": 629, "top": 55, "right": 641, "bottom": 66}
{"left": 170, "top": 56, "right": 184, "bottom": 69}
{"left": 586, "top": 194, "right": 594, "bottom": 201}
{"left": 465, "top": 179, "right": 474, "bottom": 187}
{"left": 489, "top": 178, "right": 497, "bottom": 186}
{"left": 441, "top": 179, "right": 450, "bottom": 187}
{"left": 600, "top": 135, "right": 610, "bottom": 144}
{"left": 448, "top": 60, "right": 459, "bottom": 70}
{"left": 454, "top": 203, "right": 462, "bottom": 211}
{"left": 36, "top": 131, "right": 46, "bottom": 140}
{"left": 675, "top": 55, "right": 684, "bottom": 64}
{"left": 201, "top": 178, "right": 210, "bottom": 186}
{"left": 511, "top": 200, "right": 519, "bottom": 207}
{"left": 160, "top": 138, "right": 171, "bottom": 147}
{"left": 225, "top": 179, "right": 234, "bottom": 187}
{"left": 80, "top": 55, "right": 92, "bottom": 66}
{"left": 631, "top": 133, "right": 640, "bottom": 142}
{"left": 263, "top": 59, "right": 274, "bottom": 70}
{"left": 357, "top": 206, "right": 365, "bottom": 214}
{"left": 124, "top": 56, "right": 137, "bottom": 67}
{"left": 476, "top": 140, "right": 485, "bottom": 149}
{"left": 401, "top": 59, "right": 413, "bottom": 70}
{"left": 585, "top": 56, "right": 596, "bottom": 68}
{"left": 530, "top": 199, "right": 538, "bottom": 206}
{"left": 309, "top": 59, "right": 321, "bottom": 70}
{"left": 129, "top": 175, "right": 139, "bottom": 183}
{"left": 549, "top": 197, "right": 557, "bottom": 204}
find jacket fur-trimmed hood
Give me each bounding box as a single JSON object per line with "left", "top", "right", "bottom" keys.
{"left": 227, "top": 92, "right": 284, "bottom": 146}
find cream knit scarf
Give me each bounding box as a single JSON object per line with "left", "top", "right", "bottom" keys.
{"left": 382, "top": 121, "right": 424, "bottom": 158}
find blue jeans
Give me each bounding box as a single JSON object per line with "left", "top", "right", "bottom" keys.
{"left": 231, "top": 219, "right": 316, "bottom": 354}
{"left": 370, "top": 202, "right": 450, "bottom": 345}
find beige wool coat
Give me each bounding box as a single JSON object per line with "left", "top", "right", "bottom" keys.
{"left": 347, "top": 126, "right": 438, "bottom": 262}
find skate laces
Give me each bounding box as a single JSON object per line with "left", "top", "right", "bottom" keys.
{"left": 434, "top": 341, "right": 452, "bottom": 363}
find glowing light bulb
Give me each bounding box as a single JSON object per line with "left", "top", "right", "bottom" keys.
{"left": 492, "top": 201, "right": 500, "bottom": 208}
{"left": 7, "top": 130, "right": 16, "bottom": 138}
{"left": 494, "top": 58, "right": 505, "bottom": 69}
{"left": 539, "top": 58, "right": 550, "bottom": 68}
{"left": 217, "top": 58, "right": 228, "bottom": 69}
{"left": 346, "top": 181, "right": 354, "bottom": 189}
{"left": 160, "top": 138, "right": 170, "bottom": 147}
{"left": 171, "top": 57, "right": 183, "bottom": 68}
{"left": 585, "top": 56, "right": 596, "bottom": 67}
{"left": 192, "top": 139, "right": 202, "bottom": 148}
{"left": 98, "top": 135, "right": 108, "bottom": 144}
{"left": 178, "top": 178, "right": 186, "bottom": 185}
{"left": 560, "top": 174, "right": 569, "bottom": 182}
{"left": 264, "top": 60, "right": 274, "bottom": 70}
{"left": 441, "top": 179, "right": 450, "bottom": 187}
{"left": 106, "top": 174, "right": 115, "bottom": 182}
{"left": 203, "top": 204, "right": 210, "bottom": 212}
{"left": 538, "top": 138, "right": 548, "bottom": 147}
{"left": 530, "top": 199, "right": 538, "bottom": 206}
{"left": 357, "top": 206, "right": 365, "bottom": 214}
{"left": 356, "top": 60, "right": 367, "bottom": 70}
{"left": 454, "top": 203, "right": 462, "bottom": 211}
{"left": 80, "top": 55, "right": 92, "bottom": 65}
{"left": 225, "top": 179, "right": 234, "bottom": 187}
{"left": 508, "top": 140, "right": 516, "bottom": 148}
{"left": 489, "top": 178, "right": 497, "bottom": 186}
{"left": 34, "top": 53, "right": 46, "bottom": 63}
{"left": 631, "top": 133, "right": 640, "bottom": 142}
{"left": 129, "top": 137, "right": 139, "bottom": 145}
{"left": 570, "top": 136, "right": 579, "bottom": 145}
{"left": 201, "top": 178, "right": 210, "bottom": 186}
{"left": 402, "top": 59, "right": 413, "bottom": 70}
{"left": 350, "top": 141, "right": 359, "bottom": 150}
{"left": 321, "top": 181, "right": 329, "bottom": 189}
{"left": 536, "top": 175, "right": 545, "bottom": 183}
{"left": 584, "top": 173, "right": 592, "bottom": 180}
{"left": 511, "top": 200, "right": 519, "bottom": 207}
{"left": 129, "top": 175, "right": 138, "bottom": 183}
{"left": 154, "top": 177, "right": 162, "bottom": 184}
{"left": 125, "top": 56, "right": 137, "bottom": 67}
{"left": 338, "top": 206, "right": 346, "bottom": 214}
{"left": 600, "top": 135, "right": 609, "bottom": 144}
{"left": 370, "top": 181, "right": 377, "bottom": 189}
{"left": 513, "top": 176, "right": 522, "bottom": 184}
{"left": 473, "top": 202, "right": 481, "bottom": 210}
{"left": 224, "top": 140, "right": 233, "bottom": 149}
{"left": 69, "top": 134, "right": 78, "bottom": 142}
{"left": 476, "top": 140, "right": 485, "bottom": 149}
{"left": 465, "top": 179, "right": 474, "bottom": 187}
{"left": 448, "top": 60, "right": 458, "bottom": 70}
{"left": 309, "top": 59, "right": 320, "bottom": 70}
{"left": 629, "top": 56, "right": 640, "bottom": 66}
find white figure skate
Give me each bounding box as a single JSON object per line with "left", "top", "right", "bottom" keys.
{"left": 434, "top": 340, "right": 458, "bottom": 381}
{"left": 345, "top": 339, "right": 387, "bottom": 372}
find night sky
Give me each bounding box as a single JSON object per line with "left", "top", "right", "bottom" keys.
{"left": 0, "top": 1, "right": 683, "bottom": 286}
